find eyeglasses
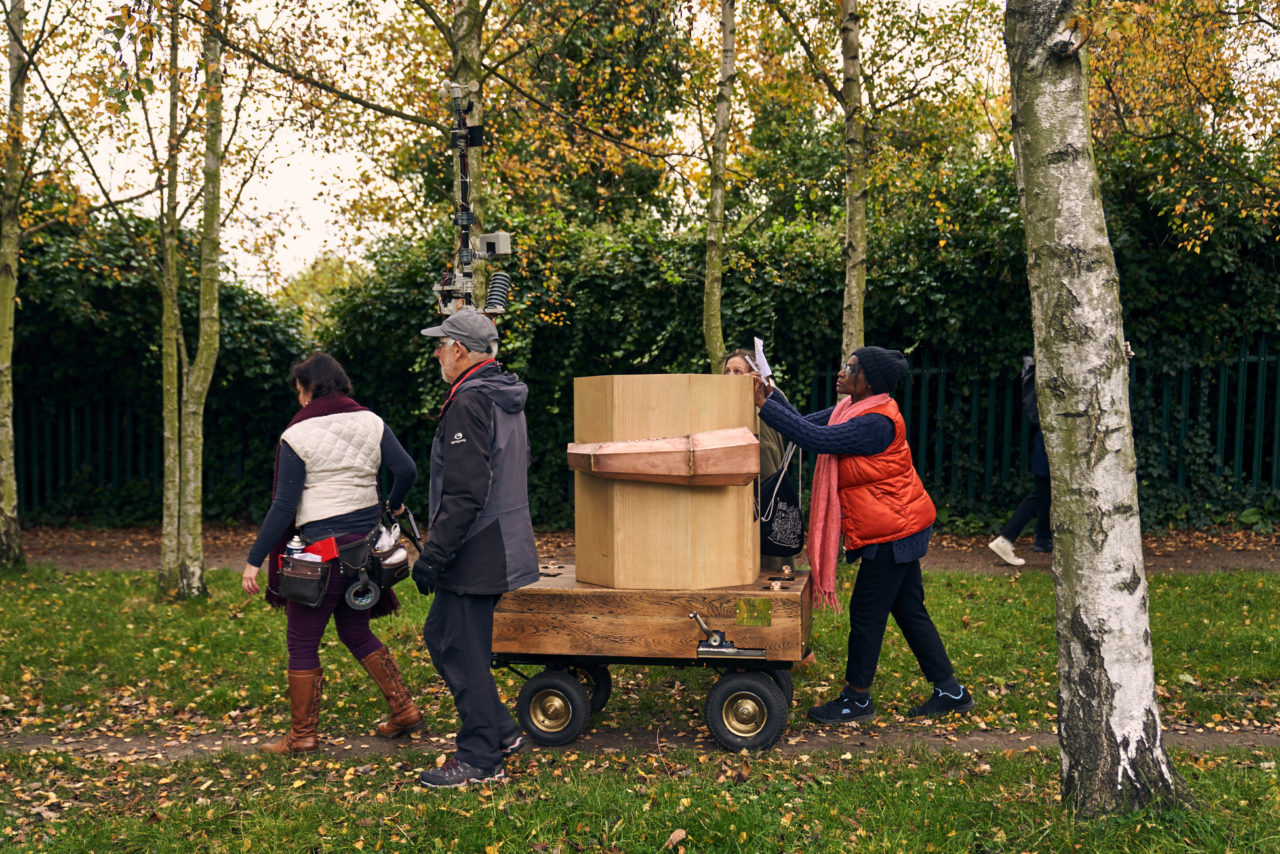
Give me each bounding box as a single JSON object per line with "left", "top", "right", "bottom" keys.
{"left": 839, "top": 361, "right": 859, "bottom": 376}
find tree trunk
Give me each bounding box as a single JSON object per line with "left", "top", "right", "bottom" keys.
{"left": 840, "top": 0, "right": 866, "bottom": 357}
{"left": 0, "top": 0, "right": 26, "bottom": 572}
{"left": 157, "top": 0, "right": 184, "bottom": 599}
{"left": 1005, "top": 0, "right": 1190, "bottom": 815}
{"left": 173, "top": 0, "right": 226, "bottom": 598}
{"left": 703, "top": 0, "right": 734, "bottom": 374}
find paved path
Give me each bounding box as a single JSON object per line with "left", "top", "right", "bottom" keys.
{"left": 4, "top": 723, "right": 1277, "bottom": 764}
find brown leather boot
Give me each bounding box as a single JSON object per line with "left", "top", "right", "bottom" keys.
{"left": 360, "top": 646, "right": 425, "bottom": 738}
{"left": 260, "top": 668, "right": 323, "bottom": 754}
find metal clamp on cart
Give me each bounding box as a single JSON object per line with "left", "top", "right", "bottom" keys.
{"left": 689, "top": 610, "right": 766, "bottom": 660}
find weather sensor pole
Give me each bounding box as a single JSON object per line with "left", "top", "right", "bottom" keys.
{"left": 436, "top": 79, "right": 514, "bottom": 316}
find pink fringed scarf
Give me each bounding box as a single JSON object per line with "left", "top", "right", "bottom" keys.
{"left": 807, "top": 392, "right": 892, "bottom": 611}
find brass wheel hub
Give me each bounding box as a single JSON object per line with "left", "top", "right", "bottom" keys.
{"left": 721, "top": 691, "right": 766, "bottom": 737}
{"left": 529, "top": 689, "right": 571, "bottom": 733}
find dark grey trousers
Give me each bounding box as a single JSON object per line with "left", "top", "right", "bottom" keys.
{"left": 423, "top": 588, "right": 521, "bottom": 770}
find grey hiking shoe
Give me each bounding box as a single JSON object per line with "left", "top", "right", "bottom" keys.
{"left": 908, "top": 687, "right": 975, "bottom": 718}
{"left": 418, "top": 757, "right": 505, "bottom": 788}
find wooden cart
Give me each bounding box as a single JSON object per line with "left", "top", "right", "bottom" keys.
{"left": 491, "top": 564, "right": 812, "bottom": 751}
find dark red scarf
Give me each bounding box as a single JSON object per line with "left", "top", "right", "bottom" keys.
{"left": 263, "top": 393, "right": 398, "bottom": 618}
{"left": 440, "top": 358, "right": 495, "bottom": 415}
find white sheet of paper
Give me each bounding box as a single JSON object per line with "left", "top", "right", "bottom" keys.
{"left": 753, "top": 337, "right": 773, "bottom": 380}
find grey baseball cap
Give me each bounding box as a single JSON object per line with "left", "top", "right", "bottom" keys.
{"left": 420, "top": 310, "right": 499, "bottom": 351}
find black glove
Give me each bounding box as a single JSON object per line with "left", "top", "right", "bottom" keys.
{"left": 412, "top": 556, "right": 439, "bottom": 596}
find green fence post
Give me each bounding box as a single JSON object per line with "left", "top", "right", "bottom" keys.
{"left": 1217, "top": 361, "right": 1228, "bottom": 475}
{"left": 1272, "top": 337, "right": 1280, "bottom": 488}
{"left": 1253, "top": 335, "right": 1268, "bottom": 491}
{"left": 1234, "top": 340, "right": 1248, "bottom": 485}
{"left": 984, "top": 378, "right": 996, "bottom": 496}
{"left": 936, "top": 353, "right": 946, "bottom": 494}
{"left": 918, "top": 353, "right": 931, "bottom": 480}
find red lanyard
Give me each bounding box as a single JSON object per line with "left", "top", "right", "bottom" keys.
{"left": 440, "top": 359, "right": 495, "bottom": 415}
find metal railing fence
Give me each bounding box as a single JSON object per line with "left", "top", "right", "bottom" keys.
{"left": 14, "top": 336, "right": 1277, "bottom": 518}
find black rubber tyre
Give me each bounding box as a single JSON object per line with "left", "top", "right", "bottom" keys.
{"left": 569, "top": 664, "right": 612, "bottom": 714}
{"left": 768, "top": 668, "right": 794, "bottom": 707}
{"left": 704, "top": 670, "right": 788, "bottom": 751}
{"left": 516, "top": 669, "right": 591, "bottom": 747}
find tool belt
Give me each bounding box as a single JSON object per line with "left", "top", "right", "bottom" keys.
{"left": 281, "top": 520, "right": 411, "bottom": 611}
{"left": 278, "top": 553, "right": 333, "bottom": 608}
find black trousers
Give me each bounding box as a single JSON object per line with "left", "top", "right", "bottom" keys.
{"left": 423, "top": 588, "right": 521, "bottom": 770}
{"left": 1000, "top": 475, "right": 1051, "bottom": 544}
{"left": 845, "top": 545, "right": 955, "bottom": 689}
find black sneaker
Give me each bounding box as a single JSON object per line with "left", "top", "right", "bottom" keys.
{"left": 418, "top": 757, "right": 505, "bottom": 788}
{"left": 807, "top": 688, "right": 876, "bottom": 724}
{"left": 908, "top": 687, "right": 975, "bottom": 718}
{"left": 1032, "top": 540, "right": 1053, "bottom": 553}
{"left": 500, "top": 733, "right": 523, "bottom": 757}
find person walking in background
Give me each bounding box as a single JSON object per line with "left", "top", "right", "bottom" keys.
{"left": 753, "top": 346, "right": 973, "bottom": 724}
{"left": 413, "top": 311, "right": 539, "bottom": 788}
{"left": 988, "top": 357, "right": 1051, "bottom": 567}
{"left": 724, "top": 348, "right": 789, "bottom": 575}
{"left": 242, "top": 352, "right": 421, "bottom": 754}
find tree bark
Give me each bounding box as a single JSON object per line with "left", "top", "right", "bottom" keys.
{"left": 0, "top": 0, "right": 26, "bottom": 572}
{"left": 174, "top": 0, "right": 225, "bottom": 598}
{"left": 703, "top": 0, "right": 734, "bottom": 374}
{"left": 1005, "top": 0, "right": 1190, "bottom": 815}
{"left": 840, "top": 0, "right": 866, "bottom": 357}
{"left": 157, "top": 0, "right": 183, "bottom": 599}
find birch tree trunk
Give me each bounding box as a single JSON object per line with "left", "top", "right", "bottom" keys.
{"left": 173, "top": 0, "right": 225, "bottom": 597}
{"left": 840, "top": 0, "right": 866, "bottom": 357}
{"left": 0, "top": 0, "right": 26, "bottom": 572}
{"left": 156, "top": 0, "right": 184, "bottom": 598}
{"left": 1005, "top": 0, "right": 1190, "bottom": 815}
{"left": 703, "top": 0, "right": 734, "bottom": 374}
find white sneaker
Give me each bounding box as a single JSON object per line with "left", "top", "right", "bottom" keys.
{"left": 988, "top": 536, "right": 1025, "bottom": 566}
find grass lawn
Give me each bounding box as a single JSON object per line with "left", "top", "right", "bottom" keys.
{"left": 2, "top": 561, "right": 1278, "bottom": 851}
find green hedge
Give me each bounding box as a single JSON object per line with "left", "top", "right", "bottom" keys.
{"left": 14, "top": 214, "right": 305, "bottom": 525}
{"left": 13, "top": 137, "right": 1279, "bottom": 532}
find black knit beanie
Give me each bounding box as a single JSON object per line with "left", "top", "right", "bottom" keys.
{"left": 853, "top": 346, "right": 909, "bottom": 394}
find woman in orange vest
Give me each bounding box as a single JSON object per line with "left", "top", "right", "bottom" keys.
{"left": 753, "top": 346, "right": 973, "bottom": 724}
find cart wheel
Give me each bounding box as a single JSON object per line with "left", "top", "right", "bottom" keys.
{"left": 517, "top": 669, "right": 591, "bottom": 747}
{"left": 705, "top": 671, "right": 788, "bottom": 751}
{"left": 569, "top": 664, "right": 612, "bottom": 714}
{"left": 768, "top": 669, "right": 794, "bottom": 707}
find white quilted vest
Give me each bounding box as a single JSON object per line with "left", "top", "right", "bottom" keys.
{"left": 281, "top": 410, "right": 384, "bottom": 526}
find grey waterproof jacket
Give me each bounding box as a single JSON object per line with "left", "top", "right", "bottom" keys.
{"left": 424, "top": 362, "right": 539, "bottom": 595}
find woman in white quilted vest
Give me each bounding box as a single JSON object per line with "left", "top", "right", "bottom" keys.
{"left": 242, "top": 352, "right": 420, "bottom": 754}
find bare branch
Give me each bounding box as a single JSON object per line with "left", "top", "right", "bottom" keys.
{"left": 201, "top": 16, "right": 448, "bottom": 133}
{"left": 21, "top": 187, "right": 158, "bottom": 240}
{"left": 762, "top": 1, "right": 843, "bottom": 106}
{"left": 408, "top": 0, "right": 452, "bottom": 46}
{"left": 482, "top": 60, "right": 685, "bottom": 166}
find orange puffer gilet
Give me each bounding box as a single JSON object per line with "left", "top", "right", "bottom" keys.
{"left": 836, "top": 398, "right": 936, "bottom": 550}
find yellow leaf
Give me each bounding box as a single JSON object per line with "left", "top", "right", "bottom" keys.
{"left": 291, "top": 779, "right": 305, "bottom": 788}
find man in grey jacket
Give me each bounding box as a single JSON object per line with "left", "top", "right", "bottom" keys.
{"left": 413, "top": 310, "right": 539, "bottom": 788}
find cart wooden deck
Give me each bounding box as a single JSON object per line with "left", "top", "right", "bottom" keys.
{"left": 491, "top": 564, "right": 812, "bottom": 751}
{"left": 493, "top": 564, "right": 811, "bottom": 662}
